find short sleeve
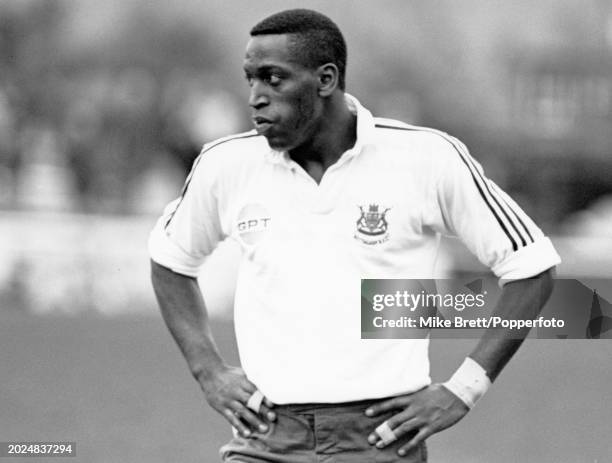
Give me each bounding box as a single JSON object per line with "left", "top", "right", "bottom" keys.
{"left": 424, "top": 134, "right": 561, "bottom": 285}
{"left": 148, "top": 148, "right": 226, "bottom": 277}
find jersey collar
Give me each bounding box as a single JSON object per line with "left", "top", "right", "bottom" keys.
{"left": 265, "top": 93, "right": 375, "bottom": 165}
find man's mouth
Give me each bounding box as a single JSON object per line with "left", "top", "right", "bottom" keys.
{"left": 252, "top": 117, "right": 274, "bottom": 134}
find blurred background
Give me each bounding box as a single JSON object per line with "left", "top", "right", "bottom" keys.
{"left": 1, "top": 0, "right": 611, "bottom": 462}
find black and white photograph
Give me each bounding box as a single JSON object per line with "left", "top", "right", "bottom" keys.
{"left": 1, "top": 1, "right": 611, "bottom": 462}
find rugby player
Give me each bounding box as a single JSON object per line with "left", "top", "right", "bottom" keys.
{"left": 149, "top": 9, "right": 560, "bottom": 462}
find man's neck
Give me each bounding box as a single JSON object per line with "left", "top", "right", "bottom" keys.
{"left": 288, "top": 93, "right": 357, "bottom": 182}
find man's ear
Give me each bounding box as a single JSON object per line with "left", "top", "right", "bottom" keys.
{"left": 317, "top": 63, "right": 339, "bottom": 97}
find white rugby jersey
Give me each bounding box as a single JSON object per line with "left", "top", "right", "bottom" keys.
{"left": 149, "top": 95, "right": 560, "bottom": 404}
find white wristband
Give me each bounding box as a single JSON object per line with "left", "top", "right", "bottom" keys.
{"left": 442, "top": 357, "right": 491, "bottom": 409}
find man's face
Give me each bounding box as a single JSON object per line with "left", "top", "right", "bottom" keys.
{"left": 243, "top": 34, "right": 322, "bottom": 151}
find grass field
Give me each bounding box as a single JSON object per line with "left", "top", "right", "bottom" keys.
{"left": 1, "top": 310, "right": 611, "bottom": 463}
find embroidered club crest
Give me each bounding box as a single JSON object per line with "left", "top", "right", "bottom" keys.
{"left": 354, "top": 204, "right": 391, "bottom": 245}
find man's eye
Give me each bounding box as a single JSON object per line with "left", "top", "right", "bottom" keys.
{"left": 267, "top": 75, "right": 281, "bottom": 86}
{"left": 245, "top": 75, "right": 254, "bottom": 86}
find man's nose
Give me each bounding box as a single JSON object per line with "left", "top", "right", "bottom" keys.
{"left": 248, "top": 81, "right": 269, "bottom": 109}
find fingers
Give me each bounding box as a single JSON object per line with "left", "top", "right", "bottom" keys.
{"left": 367, "top": 410, "right": 419, "bottom": 446}
{"left": 368, "top": 416, "right": 428, "bottom": 458}
{"left": 205, "top": 367, "right": 277, "bottom": 435}
{"left": 398, "top": 427, "right": 432, "bottom": 457}
{"left": 373, "top": 421, "right": 397, "bottom": 446}
{"left": 259, "top": 397, "right": 277, "bottom": 422}
{"left": 222, "top": 389, "right": 276, "bottom": 436}
{"left": 223, "top": 408, "right": 253, "bottom": 438}
{"left": 246, "top": 389, "right": 265, "bottom": 413}
{"left": 240, "top": 382, "right": 276, "bottom": 421}
{"left": 239, "top": 380, "right": 258, "bottom": 396}
{"left": 243, "top": 388, "right": 276, "bottom": 422}
{"left": 228, "top": 400, "right": 270, "bottom": 434}
{"left": 365, "top": 395, "right": 411, "bottom": 417}
{"left": 381, "top": 418, "right": 420, "bottom": 447}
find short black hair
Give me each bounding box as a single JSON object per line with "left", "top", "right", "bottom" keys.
{"left": 250, "top": 9, "right": 347, "bottom": 90}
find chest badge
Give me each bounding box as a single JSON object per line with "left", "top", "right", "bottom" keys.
{"left": 355, "top": 204, "right": 391, "bottom": 245}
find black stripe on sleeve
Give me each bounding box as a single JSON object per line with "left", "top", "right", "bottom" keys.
{"left": 164, "top": 132, "right": 260, "bottom": 229}
{"left": 491, "top": 182, "right": 535, "bottom": 242}
{"left": 375, "top": 123, "right": 521, "bottom": 251}
{"left": 449, "top": 145, "right": 520, "bottom": 251}
{"left": 451, "top": 138, "right": 531, "bottom": 247}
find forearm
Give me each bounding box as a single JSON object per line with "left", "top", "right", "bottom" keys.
{"left": 469, "top": 267, "right": 555, "bottom": 381}
{"left": 150, "top": 260, "right": 276, "bottom": 433}
{"left": 367, "top": 271, "right": 556, "bottom": 453}
{"left": 150, "top": 259, "right": 226, "bottom": 382}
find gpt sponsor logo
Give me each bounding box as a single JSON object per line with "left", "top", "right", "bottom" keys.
{"left": 236, "top": 203, "right": 271, "bottom": 245}
{"left": 237, "top": 217, "right": 271, "bottom": 233}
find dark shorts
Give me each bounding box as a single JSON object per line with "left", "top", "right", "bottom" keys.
{"left": 219, "top": 398, "right": 427, "bottom": 463}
